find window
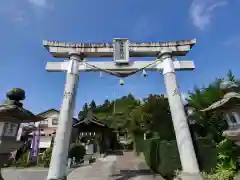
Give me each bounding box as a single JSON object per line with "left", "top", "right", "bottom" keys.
{"left": 229, "top": 114, "right": 237, "bottom": 124}
{"left": 52, "top": 118, "right": 58, "bottom": 125}
{"left": 232, "top": 112, "right": 240, "bottom": 124}
{"left": 227, "top": 112, "right": 240, "bottom": 126}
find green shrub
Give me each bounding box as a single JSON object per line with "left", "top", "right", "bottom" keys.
{"left": 144, "top": 138, "right": 161, "bottom": 173}
{"left": 13, "top": 151, "right": 31, "bottom": 167}
{"left": 42, "top": 147, "right": 53, "bottom": 167}
{"left": 194, "top": 138, "right": 217, "bottom": 172}
{"left": 174, "top": 139, "right": 240, "bottom": 180}
{"left": 136, "top": 138, "right": 217, "bottom": 178}
{"left": 132, "top": 132, "right": 144, "bottom": 154}
{"left": 68, "top": 143, "right": 86, "bottom": 162}
{"left": 36, "top": 147, "right": 53, "bottom": 167}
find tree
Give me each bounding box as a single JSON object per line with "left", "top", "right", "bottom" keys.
{"left": 101, "top": 95, "right": 140, "bottom": 131}
{"left": 83, "top": 103, "right": 88, "bottom": 111}
{"left": 227, "top": 70, "right": 235, "bottom": 82}
{"left": 103, "top": 99, "right": 111, "bottom": 107}
{"left": 135, "top": 94, "right": 175, "bottom": 140}
{"left": 89, "top": 100, "right": 97, "bottom": 109}
{"left": 186, "top": 72, "right": 236, "bottom": 142}
{"left": 78, "top": 103, "right": 89, "bottom": 119}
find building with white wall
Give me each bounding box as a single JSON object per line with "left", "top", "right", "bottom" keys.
{"left": 31, "top": 109, "right": 78, "bottom": 150}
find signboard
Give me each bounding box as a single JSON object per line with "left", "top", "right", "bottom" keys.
{"left": 113, "top": 38, "right": 129, "bottom": 63}
{"left": 85, "top": 144, "right": 94, "bottom": 154}
{"left": 4, "top": 123, "right": 19, "bottom": 137}
{"left": 0, "top": 122, "right": 4, "bottom": 136}
{"left": 16, "top": 124, "right": 23, "bottom": 141}
{"left": 30, "top": 127, "right": 40, "bottom": 161}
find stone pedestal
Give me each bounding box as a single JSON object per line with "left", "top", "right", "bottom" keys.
{"left": 0, "top": 154, "right": 9, "bottom": 180}
{"left": 181, "top": 172, "right": 203, "bottom": 180}
{"left": 0, "top": 103, "right": 42, "bottom": 180}
{"left": 0, "top": 121, "right": 24, "bottom": 180}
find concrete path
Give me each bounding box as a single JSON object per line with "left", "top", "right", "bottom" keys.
{"left": 110, "top": 151, "right": 165, "bottom": 180}
{"left": 67, "top": 155, "right": 117, "bottom": 180}
{"left": 2, "top": 167, "right": 75, "bottom": 180}
{"left": 2, "top": 156, "right": 116, "bottom": 180}
{"left": 2, "top": 152, "right": 164, "bottom": 180}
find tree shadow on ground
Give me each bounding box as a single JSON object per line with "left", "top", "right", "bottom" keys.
{"left": 111, "top": 169, "right": 164, "bottom": 180}
{"left": 106, "top": 150, "right": 124, "bottom": 156}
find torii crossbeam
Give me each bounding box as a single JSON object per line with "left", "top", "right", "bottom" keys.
{"left": 44, "top": 38, "right": 203, "bottom": 180}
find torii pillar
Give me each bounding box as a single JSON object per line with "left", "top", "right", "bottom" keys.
{"left": 43, "top": 39, "right": 203, "bottom": 180}
{"left": 160, "top": 48, "right": 203, "bottom": 180}
{"left": 46, "top": 53, "right": 81, "bottom": 180}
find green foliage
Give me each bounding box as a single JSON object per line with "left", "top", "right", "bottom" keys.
{"left": 186, "top": 70, "right": 240, "bottom": 143}
{"left": 140, "top": 94, "right": 175, "bottom": 140}
{"left": 89, "top": 100, "right": 97, "bottom": 109}
{"left": 132, "top": 132, "right": 145, "bottom": 154}
{"left": 174, "top": 138, "right": 240, "bottom": 180}
{"left": 144, "top": 137, "right": 161, "bottom": 173}
{"left": 78, "top": 103, "right": 89, "bottom": 119}
{"left": 77, "top": 93, "right": 174, "bottom": 140}
{"left": 13, "top": 151, "right": 31, "bottom": 167}
{"left": 68, "top": 143, "right": 86, "bottom": 162}
{"left": 78, "top": 93, "right": 140, "bottom": 132}
{"left": 210, "top": 139, "right": 239, "bottom": 179}
{"left": 144, "top": 139, "right": 181, "bottom": 178}
{"left": 37, "top": 147, "right": 53, "bottom": 167}
{"left": 187, "top": 78, "right": 228, "bottom": 142}
{"left": 135, "top": 138, "right": 217, "bottom": 178}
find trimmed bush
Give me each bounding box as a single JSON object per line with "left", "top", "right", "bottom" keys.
{"left": 68, "top": 143, "right": 86, "bottom": 162}
{"left": 132, "top": 132, "right": 145, "bottom": 155}
{"left": 144, "top": 137, "right": 161, "bottom": 173}
{"left": 136, "top": 137, "right": 217, "bottom": 178}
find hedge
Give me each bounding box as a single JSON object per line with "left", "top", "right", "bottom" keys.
{"left": 134, "top": 136, "right": 217, "bottom": 178}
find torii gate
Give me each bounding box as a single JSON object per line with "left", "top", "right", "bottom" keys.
{"left": 44, "top": 38, "right": 203, "bottom": 180}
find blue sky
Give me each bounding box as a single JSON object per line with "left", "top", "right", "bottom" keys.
{"left": 0, "top": 0, "right": 239, "bottom": 116}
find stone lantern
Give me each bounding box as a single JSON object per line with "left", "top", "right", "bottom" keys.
{"left": 0, "top": 88, "right": 42, "bottom": 180}
{"left": 201, "top": 81, "right": 240, "bottom": 145}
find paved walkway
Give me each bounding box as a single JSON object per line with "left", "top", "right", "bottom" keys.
{"left": 110, "top": 151, "right": 165, "bottom": 180}
{"left": 2, "top": 151, "right": 165, "bottom": 180}
{"left": 67, "top": 155, "right": 117, "bottom": 180}
{"left": 2, "top": 167, "right": 75, "bottom": 180}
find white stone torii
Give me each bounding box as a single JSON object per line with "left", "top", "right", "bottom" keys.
{"left": 44, "top": 39, "right": 203, "bottom": 180}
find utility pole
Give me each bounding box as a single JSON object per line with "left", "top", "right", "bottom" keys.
{"left": 113, "top": 92, "right": 116, "bottom": 114}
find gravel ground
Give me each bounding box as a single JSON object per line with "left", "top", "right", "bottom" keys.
{"left": 2, "top": 167, "right": 75, "bottom": 180}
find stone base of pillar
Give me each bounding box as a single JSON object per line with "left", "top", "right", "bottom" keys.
{"left": 181, "top": 172, "right": 203, "bottom": 180}
{"left": 46, "top": 176, "right": 67, "bottom": 180}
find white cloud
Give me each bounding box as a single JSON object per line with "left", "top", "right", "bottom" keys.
{"left": 189, "top": 0, "right": 228, "bottom": 30}
{"left": 28, "top": 0, "right": 48, "bottom": 7}
{"left": 0, "top": 0, "right": 53, "bottom": 23}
